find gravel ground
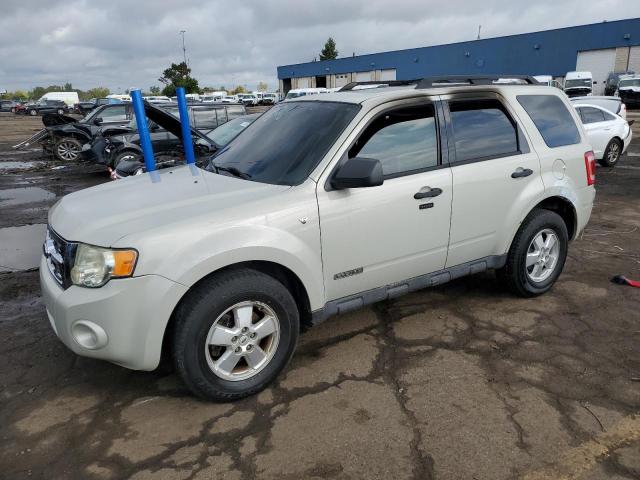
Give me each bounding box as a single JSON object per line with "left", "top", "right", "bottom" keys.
{"left": 0, "top": 111, "right": 639, "bottom": 480}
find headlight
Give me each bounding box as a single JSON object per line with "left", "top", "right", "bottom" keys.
{"left": 70, "top": 244, "right": 137, "bottom": 288}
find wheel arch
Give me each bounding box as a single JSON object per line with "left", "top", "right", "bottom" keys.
{"left": 160, "top": 260, "right": 313, "bottom": 366}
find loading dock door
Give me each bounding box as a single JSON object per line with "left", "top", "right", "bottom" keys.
{"left": 355, "top": 71, "right": 374, "bottom": 82}
{"left": 576, "top": 49, "right": 616, "bottom": 95}
{"left": 629, "top": 46, "right": 640, "bottom": 72}
{"left": 380, "top": 69, "right": 396, "bottom": 81}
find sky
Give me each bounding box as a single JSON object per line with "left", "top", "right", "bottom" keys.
{"left": 1, "top": 1, "right": 639, "bottom": 93}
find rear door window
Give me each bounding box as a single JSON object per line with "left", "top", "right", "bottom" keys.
{"left": 517, "top": 95, "right": 581, "bottom": 147}
{"left": 448, "top": 99, "right": 519, "bottom": 163}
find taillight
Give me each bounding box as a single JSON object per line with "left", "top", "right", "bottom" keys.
{"left": 584, "top": 151, "right": 596, "bottom": 186}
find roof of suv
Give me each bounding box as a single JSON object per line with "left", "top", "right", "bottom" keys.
{"left": 287, "top": 82, "right": 559, "bottom": 106}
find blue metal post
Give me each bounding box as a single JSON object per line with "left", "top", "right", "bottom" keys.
{"left": 176, "top": 87, "right": 196, "bottom": 164}
{"left": 130, "top": 89, "right": 156, "bottom": 172}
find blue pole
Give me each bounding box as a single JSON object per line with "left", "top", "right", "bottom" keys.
{"left": 130, "top": 89, "right": 156, "bottom": 172}
{"left": 176, "top": 87, "right": 196, "bottom": 164}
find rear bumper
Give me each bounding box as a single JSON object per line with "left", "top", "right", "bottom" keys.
{"left": 40, "top": 255, "right": 188, "bottom": 370}
{"left": 575, "top": 186, "right": 596, "bottom": 237}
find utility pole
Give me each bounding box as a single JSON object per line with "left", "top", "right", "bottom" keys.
{"left": 179, "top": 30, "right": 188, "bottom": 66}
{"left": 477, "top": 25, "right": 481, "bottom": 40}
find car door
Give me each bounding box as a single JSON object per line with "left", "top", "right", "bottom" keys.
{"left": 442, "top": 93, "right": 544, "bottom": 268}
{"left": 317, "top": 99, "right": 453, "bottom": 301}
{"left": 576, "top": 106, "right": 613, "bottom": 158}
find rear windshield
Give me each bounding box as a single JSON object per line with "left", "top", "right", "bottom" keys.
{"left": 517, "top": 95, "right": 581, "bottom": 148}
{"left": 565, "top": 79, "right": 591, "bottom": 89}
{"left": 208, "top": 101, "right": 360, "bottom": 185}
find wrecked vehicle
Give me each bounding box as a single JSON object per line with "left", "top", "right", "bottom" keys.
{"left": 13, "top": 103, "right": 133, "bottom": 160}
{"left": 89, "top": 103, "right": 246, "bottom": 168}
{"left": 113, "top": 113, "right": 259, "bottom": 179}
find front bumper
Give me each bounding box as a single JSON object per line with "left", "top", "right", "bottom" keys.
{"left": 40, "top": 255, "right": 188, "bottom": 370}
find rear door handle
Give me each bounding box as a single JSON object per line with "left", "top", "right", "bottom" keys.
{"left": 511, "top": 167, "right": 533, "bottom": 179}
{"left": 414, "top": 187, "right": 442, "bottom": 199}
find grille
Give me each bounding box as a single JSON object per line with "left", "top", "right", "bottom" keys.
{"left": 43, "top": 227, "right": 74, "bottom": 288}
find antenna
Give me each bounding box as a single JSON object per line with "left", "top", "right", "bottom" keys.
{"left": 477, "top": 25, "right": 481, "bottom": 40}
{"left": 179, "top": 30, "right": 188, "bottom": 66}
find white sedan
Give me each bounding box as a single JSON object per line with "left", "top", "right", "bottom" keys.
{"left": 573, "top": 103, "right": 632, "bottom": 167}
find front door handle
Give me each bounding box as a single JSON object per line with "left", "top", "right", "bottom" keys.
{"left": 511, "top": 167, "right": 533, "bottom": 179}
{"left": 414, "top": 187, "right": 442, "bottom": 199}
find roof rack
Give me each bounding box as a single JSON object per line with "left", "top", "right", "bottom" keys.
{"left": 416, "top": 75, "right": 539, "bottom": 89}
{"left": 338, "top": 79, "right": 420, "bottom": 91}
{"left": 337, "top": 75, "right": 539, "bottom": 92}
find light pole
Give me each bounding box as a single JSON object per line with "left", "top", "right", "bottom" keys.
{"left": 179, "top": 30, "right": 188, "bottom": 66}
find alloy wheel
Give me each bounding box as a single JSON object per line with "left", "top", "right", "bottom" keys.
{"left": 525, "top": 228, "right": 560, "bottom": 283}
{"left": 56, "top": 141, "right": 80, "bottom": 161}
{"left": 204, "top": 301, "right": 280, "bottom": 381}
{"left": 607, "top": 142, "right": 620, "bottom": 164}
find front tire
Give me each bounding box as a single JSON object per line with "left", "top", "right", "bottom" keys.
{"left": 57, "top": 108, "right": 65, "bottom": 115}
{"left": 54, "top": 137, "right": 82, "bottom": 161}
{"left": 172, "top": 268, "right": 300, "bottom": 402}
{"left": 112, "top": 150, "right": 140, "bottom": 169}
{"left": 599, "top": 138, "right": 622, "bottom": 167}
{"left": 498, "top": 209, "right": 568, "bottom": 297}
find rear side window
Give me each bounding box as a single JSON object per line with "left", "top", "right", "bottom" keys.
{"left": 517, "top": 95, "right": 581, "bottom": 148}
{"left": 449, "top": 99, "right": 518, "bottom": 162}
{"left": 579, "top": 107, "right": 606, "bottom": 124}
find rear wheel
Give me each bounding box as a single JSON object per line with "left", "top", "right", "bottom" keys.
{"left": 56, "top": 108, "right": 65, "bottom": 115}
{"left": 29, "top": 109, "right": 37, "bottom": 116}
{"left": 172, "top": 268, "right": 299, "bottom": 401}
{"left": 498, "top": 209, "right": 568, "bottom": 297}
{"left": 54, "top": 137, "right": 82, "bottom": 161}
{"left": 599, "top": 138, "right": 622, "bottom": 167}
{"left": 10, "top": 107, "right": 16, "bottom": 114}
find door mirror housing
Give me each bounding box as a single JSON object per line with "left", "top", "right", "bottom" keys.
{"left": 93, "top": 117, "right": 103, "bottom": 126}
{"left": 331, "top": 157, "right": 384, "bottom": 190}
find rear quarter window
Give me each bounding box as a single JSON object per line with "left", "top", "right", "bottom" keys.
{"left": 517, "top": 95, "right": 581, "bottom": 148}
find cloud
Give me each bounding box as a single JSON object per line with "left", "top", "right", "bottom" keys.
{"left": 0, "top": 0, "right": 638, "bottom": 92}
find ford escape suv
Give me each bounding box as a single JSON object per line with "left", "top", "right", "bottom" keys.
{"left": 41, "top": 76, "right": 596, "bottom": 401}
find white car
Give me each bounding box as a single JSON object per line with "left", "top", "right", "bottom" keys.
{"left": 573, "top": 103, "right": 632, "bottom": 167}
{"left": 221, "top": 95, "right": 240, "bottom": 104}
{"left": 570, "top": 96, "right": 626, "bottom": 120}
{"left": 237, "top": 93, "right": 259, "bottom": 105}
{"left": 42, "top": 78, "right": 595, "bottom": 401}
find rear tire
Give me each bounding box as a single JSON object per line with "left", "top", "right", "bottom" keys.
{"left": 172, "top": 268, "right": 300, "bottom": 402}
{"left": 29, "top": 109, "right": 37, "bottom": 116}
{"left": 498, "top": 209, "right": 568, "bottom": 297}
{"left": 56, "top": 108, "right": 65, "bottom": 115}
{"left": 598, "top": 138, "right": 622, "bottom": 167}
{"left": 112, "top": 150, "right": 140, "bottom": 169}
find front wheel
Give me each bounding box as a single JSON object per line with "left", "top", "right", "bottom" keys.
{"left": 29, "top": 109, "right": 37, "bottom": 116}
{"left": 56, "top": 108, "right": 65, "bottom": 115}
{"left": 599, "top": 138, "right": 622, "bottom": 167}
{"left": 54, "top": 137, "right": 82, "bottom": 161}
{"left": 172, "top": 268, "right": 300, "bottom": 401}
{"left": 498, "top": 209, "right": 568, "bottom": 297}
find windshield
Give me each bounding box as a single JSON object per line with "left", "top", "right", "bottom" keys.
{"left": 619, "top": 79, "right": 640, "bottom": 88}
{"left": 206, "top": 115, "right": 257, "bottom": 147}
{"left": 565, "top": 79, "right": 591, "bottom": 89}
{"left": 207, "top": 101, "right": 359, "bottom": 185}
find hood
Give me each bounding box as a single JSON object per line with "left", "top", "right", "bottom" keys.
{"left": 48, "top": 165, "right": 289, "bottom": 246}
{"left": 42, "top": 113, "right": 77, "bottom": 127}
{"left": 143, "top": 102, "right": 212, "bottom": 145}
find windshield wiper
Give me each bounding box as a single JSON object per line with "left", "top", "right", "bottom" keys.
{"left": 210, "top": 162, "right": 252, "bottom": 179}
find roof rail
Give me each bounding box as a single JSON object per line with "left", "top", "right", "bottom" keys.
{"left": 338, "top": 79, "right": 420, "bottom": 91}
{"left": 415, "top": 75, "right": 539, "bottom": 89}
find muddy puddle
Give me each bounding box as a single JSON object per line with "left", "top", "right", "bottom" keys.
{"left": 0, "top": 224, "right": 46, "bottom": 272}
{"left": 0, "top": 187, "right": 55, "bottom": 207}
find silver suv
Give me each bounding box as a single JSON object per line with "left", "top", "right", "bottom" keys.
{"left": 41, "top": 77, "right": 596, "bottom": 401}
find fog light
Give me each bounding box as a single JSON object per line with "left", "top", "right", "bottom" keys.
{"left": 71, "top": 320, "right": 108, "bottom": 350}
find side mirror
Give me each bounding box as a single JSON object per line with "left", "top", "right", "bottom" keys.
{"left": 93, "top": 117, "right": 103, "bottom": 126}
{"left": 331, "top": 157, "right": 383, "bottom": 190}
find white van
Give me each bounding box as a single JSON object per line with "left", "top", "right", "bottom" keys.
{"left": 284, "top": 88, "right": 329, "bottom": 100}
{"left": 201, "top": 92, "right": 227, "bottom": 103}
{"left": 533, "top": 76, "right": 562, "bottom": 88}
{"left": 39, "top": 91, "right": 79, "bottom": 106}
{"left": 564, "top": 71, "right": 593, "bottom": 98}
